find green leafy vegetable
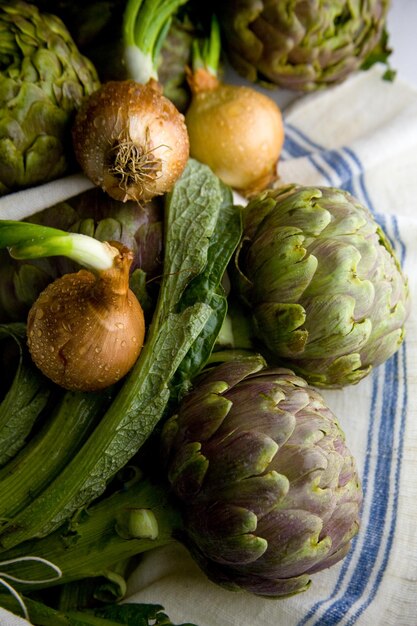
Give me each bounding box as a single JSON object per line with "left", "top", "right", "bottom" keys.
{"left": 0, "top": 594, "right": 198, "bottom": 626}
{"left": 171, "top": 180, "right": 241, "bottom": 394}
{"left": 0, "top": 159, "right": 240, "bottom": 550}
{"left": 0, "top": 388, "right": 114, "bottom": 524}
{"left": 95, "top": 603, "right": 198, "bottom": 626}
{"left": 0, "top": 323, "right": 50, "bottom": 465}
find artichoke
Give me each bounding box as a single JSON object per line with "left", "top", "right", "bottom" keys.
{"left": 0, "top": 0, "right": 100, "bottom": 195}
{"left": 162, "top": 355, "right": 362, "bottom": 597}
{"left": 217, "top": 0, "right": 391, "bottom": 91}
{"left": 231, "top": 185, "right": 409, "bottom": 387}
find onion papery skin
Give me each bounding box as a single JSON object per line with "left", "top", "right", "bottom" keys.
{"left": 185, "top": 72, "right": 284, "bottom": 195}
{"left": 27, "top": 243, "right": 145, "bottom": 392}
{"left": 72, "top": 80, "right": 190, "bottom": 203}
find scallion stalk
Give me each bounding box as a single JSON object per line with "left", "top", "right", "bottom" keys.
{"left": 123, "top": 0, "right": 190, "bottom": 84}
{"left": 0, "top": 221, "right": 118, "bottom": 272}
{"left": 190, "top": 14, "right": 221, "bottom": 78}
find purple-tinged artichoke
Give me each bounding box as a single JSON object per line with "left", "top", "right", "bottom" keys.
{"left": 217, "top": 0, "right": 391, "bottom": 91}
{"left": 231, "top": 185, "right": 410, "bottom": 387}
{"left": 162, "top": 355, "right": 362, "bottom": 597}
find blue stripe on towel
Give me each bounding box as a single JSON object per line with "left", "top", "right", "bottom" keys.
{"left": 346, "top": 345, "right": 408, "bottom": 622}
{"left": 391, "top": 215, "right": 406, "bottom": 265}
{"left": 342, "top": 147, "right": 376, "bottom": 216}
{"left": 318, "top": 356, "right": 398, "bottom": 626}
{"left": 283, "top": 134, "right": 333, "bottom": 184}
{"left": 282, "top": 124, "right": 407, "bottom": 625}
{"left": 285, "top": 124, "right": 355, "bottom": 194}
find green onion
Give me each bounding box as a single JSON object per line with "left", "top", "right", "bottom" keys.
{"left": 0, "top": 221, "right": 118, "bottom": 271}
{"left": 123, "top": 0, "right": 190, "bottom": 84}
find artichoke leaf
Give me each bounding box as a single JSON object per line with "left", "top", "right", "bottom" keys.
{"left": 189, "top": 502, "right": 258, "bottom": 539}
{"left": 247, "top": 227, "right": 317, "bottom": 303}
{"left": 361, "top": 326, "right": 405, "bottom": 368}
{"left": 255, "top": 301, "right": 308, "bottom": 356}
{"left": 173, "top": 390, "right": 232, "bottom": 443}
{"left": 209, "top": 471, "right": 290, "bottom": 517}
{"left": 204, "top": 430, "right": 279, "bottom": 485}
{"left": 256, "top": 193, "right": 331, "bottom": 239}
{"left": 301, "top": 294, "right": 372, "bottom": 358}
{"left": 167, "top": 441, "right": 209, "bottom": 498}
{"left": 253, "top": 508, "right": 332, "bottom": 578}
{"left": 304, "top": 238, "right": 376, "bottom": 318}
{"left": 190, "top": 529, "right": 268, "bottom": 566}
{"left": 296, "top": 352, "right": 371, "bottom": 387}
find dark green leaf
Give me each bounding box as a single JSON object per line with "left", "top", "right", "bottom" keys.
{"left": 0, "top": 323, "right": 51, "bottom": 465}
{"left": 172, "top": 184, "right": 242, "bottom": 392}
{"left": 95, "top": 602, "right": 198, "bottom": 625}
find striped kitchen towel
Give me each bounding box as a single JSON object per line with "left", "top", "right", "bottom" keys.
{"left": 0, "top": 66, "right": 415, "bottom": 626}
{"left": 124, "top": 67, "right": 417, "bottom": 626}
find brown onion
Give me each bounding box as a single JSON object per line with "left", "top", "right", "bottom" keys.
{"left": 185, "top": 69, "right": 284, "bottom": 196}
{"left": 72, "top": 80, "right": 190, "bottom": 203}
{"left": 27, "top": 242, "right": 145, "bottom": 392}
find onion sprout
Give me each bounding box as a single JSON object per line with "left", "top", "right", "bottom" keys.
{"left": 123, "top": 0, "right": 190, "bottom": 84}
{"left": 0, "top": 221, "right": 118, "bottom": 271}
{"left": 185, "top": 16, "right": 285, "bottom": 195}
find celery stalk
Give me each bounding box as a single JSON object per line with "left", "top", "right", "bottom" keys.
{"left": 0, "top": 389, "right": 114, "bottom": 523}
{"left": 0, "top": 478, "right": 179, "bottom": 588}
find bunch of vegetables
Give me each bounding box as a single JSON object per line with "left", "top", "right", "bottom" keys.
{"left": 0, "top": 1, "right": 408, "bottom": 625}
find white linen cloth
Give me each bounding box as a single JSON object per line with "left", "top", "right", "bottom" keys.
{"left": 0, "top": 608, "right": 30, "bottom": 625}
{"left": 125, "top": 67, "right": 417, "bottom": 626}
{"left": 0, "top": 66, "right": 416, "bottom": 625}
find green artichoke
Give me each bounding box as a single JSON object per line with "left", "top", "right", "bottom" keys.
{"left": 0, "top": 0, "right": 100, "bottom": 195}
{"left": 162, "top": 355, "right": 362, "bottom": 597}
{"left": 231, "top": 185, "right": 409, "bottom": 387}
{"left": 217, "top": 0, "right": 391, "bottom": 91}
